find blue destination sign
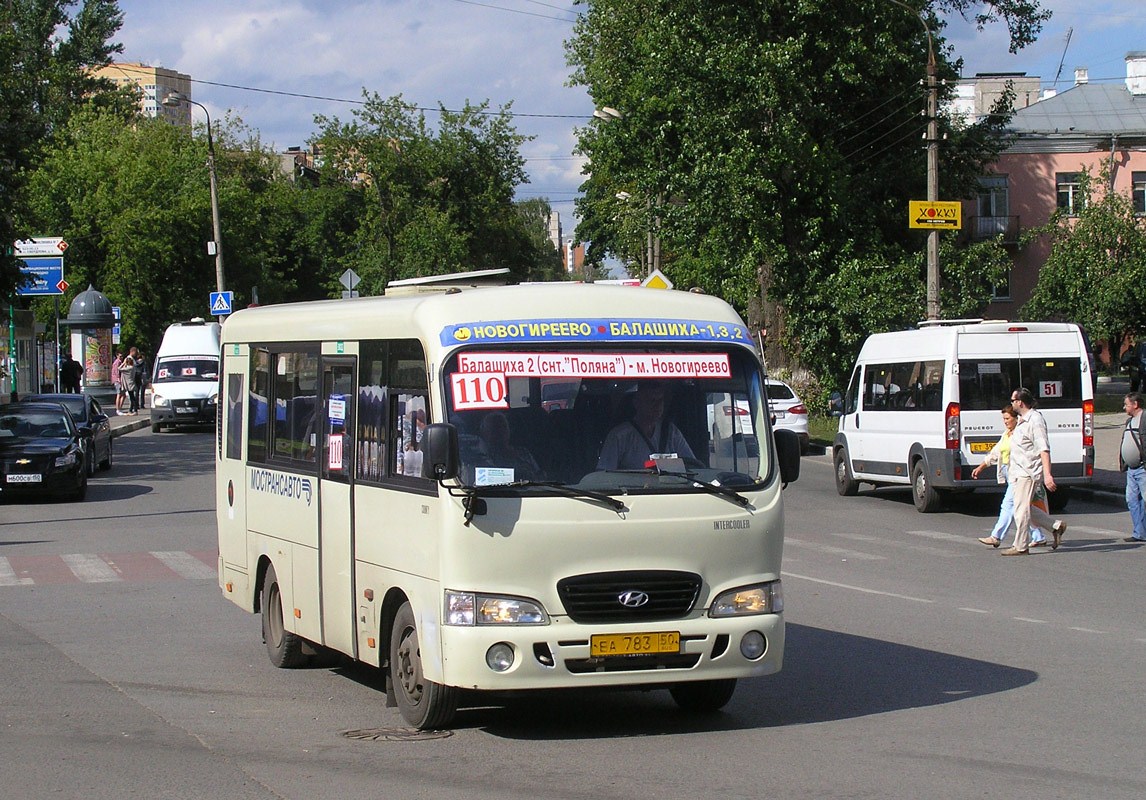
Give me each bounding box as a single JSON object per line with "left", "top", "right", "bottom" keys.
{"left": 16, "top": 256, "right": 65, "bottom": 296}
{"left": 440, "top": 317, "right": 752, "bottom": 347}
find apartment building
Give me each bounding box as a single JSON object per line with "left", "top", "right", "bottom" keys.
{"left": 961, "top": 54, "right": 1146, "bottom": 317}
{"left": 92, "top": 62, "right": 192, "bottom": 126}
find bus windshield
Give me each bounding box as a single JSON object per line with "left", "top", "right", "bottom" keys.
{"left": 442, "top": 346, "right": 770, "bottom": 492}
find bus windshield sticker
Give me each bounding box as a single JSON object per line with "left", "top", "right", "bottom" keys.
{"left": 455, "top": 352, "right": 730, "bottom": 379}
{"left": 450, "top": 372, "right": 509, "bottom": 411}
{"left": 475, "top": 466, "right": 514, "bottom": 486}
{"left": 440, "top": 318, "right": 750, "bottom": 346}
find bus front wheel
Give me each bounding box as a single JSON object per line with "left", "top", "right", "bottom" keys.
{"left": 262, "top": 563, "right": 307, "bottom": 668}
{"left": 389, "top": 601, "right": 458, "bottom": 729}
{"left": 669, "top": 678, "right": 737, "bottom": 712}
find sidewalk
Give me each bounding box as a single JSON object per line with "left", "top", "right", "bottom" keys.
{"left": 1063, "top": 375, "right": 1126, "bottom": 506}
{"left": 108, "top": 408, "right": 152, "bottom": 437}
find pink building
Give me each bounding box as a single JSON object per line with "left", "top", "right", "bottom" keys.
{"left": 963, "top": 55, "right": 1146, "bottom": 322}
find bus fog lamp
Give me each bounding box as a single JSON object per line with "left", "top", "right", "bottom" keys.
{"left": 486, "top": 642, "right": 515, "bottom": 672}
{"left": 740, "top": 631, "right": 766, "bottom": 660}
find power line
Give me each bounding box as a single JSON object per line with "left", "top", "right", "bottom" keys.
{"left": 447, "top": 0, "right": 576, "bottom": 23}
{"left": 188, "top": 77, "right": 587, "bottom": 119}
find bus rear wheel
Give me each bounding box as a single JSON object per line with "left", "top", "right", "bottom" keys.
{"left": 389, "top": 602, "right": 458, "bottom": 729}
{"left": 670, "top": 678, "right": 737, "bottom": 712}
{"left": 262, "top": 564, "right": 307, "bottom": 668}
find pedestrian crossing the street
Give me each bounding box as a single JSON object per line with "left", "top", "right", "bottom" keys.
{"left": 0, "top": 550, "right": 217, "bottom": 586}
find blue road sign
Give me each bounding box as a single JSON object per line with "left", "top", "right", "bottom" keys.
{"left": 16, "top": 256, "right": 65, "bottom": 295}
{"left": 210, "top": 291, "right": 233, "bottom": 316}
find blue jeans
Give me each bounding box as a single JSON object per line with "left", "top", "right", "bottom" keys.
{"left": 1126, "top": 466, "right": 1146, "bottom": 540}
{"left": 990, "top": 481, "right": 1045, "bottom": 543}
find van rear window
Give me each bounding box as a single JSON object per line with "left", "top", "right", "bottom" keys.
{"left": 958, "top": 359, "right": 1082, "bottom": 410}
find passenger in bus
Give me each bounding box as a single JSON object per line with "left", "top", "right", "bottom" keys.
{"left": 475, "top": 411, "right": 543, "bottom": 480}
{"left": 596, "top": 381, "right": 696, "bottom": 470}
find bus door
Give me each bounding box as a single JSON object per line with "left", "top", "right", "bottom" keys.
{"left": 319, "top": 357, "right": 357, "bottom": 657}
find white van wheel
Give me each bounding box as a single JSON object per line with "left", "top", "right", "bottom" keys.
{"left": 911, "top": 460, "right": 942, "bottom": 513}
{"left": 834, "top": 448, "right": 859, "bottom": 496}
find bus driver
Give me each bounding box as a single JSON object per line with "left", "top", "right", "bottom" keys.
{"left": 597, "top": 381, "right": 696, "bottom": 470}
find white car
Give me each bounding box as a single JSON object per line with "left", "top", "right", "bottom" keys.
{"left": 766, "top": 379, "right": 809, "bottom": 455}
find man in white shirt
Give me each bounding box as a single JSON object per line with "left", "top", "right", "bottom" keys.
{"left": 1003, "top": 387, "right": 1067, "bottom": 555}
{"left": 1119, "top": 392, "right": 1146, "bottom": 543}
{"left": 597, "top": 382, "right": 696, "bottom": 470}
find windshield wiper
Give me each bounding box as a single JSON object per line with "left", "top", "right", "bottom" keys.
{"left": 602, "top": 468, "right": 752, "bottom": 507}
{"left": 474, "top": 480, "right": 627, "bottom": 513}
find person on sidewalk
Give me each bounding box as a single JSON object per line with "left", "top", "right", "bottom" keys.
{"left": 1001, "top": 387, "right": 1067, "bottom": 556}
{"left": 119, "top": 347, "right": 138, "bottom": 414}
{"left": 971, "top": 404, "right": 1047, "bottom": 548}
{"left": 1119, "top": 392, "right": 1146, "bottom": 543}
{"left": 111, "top": 350, "right": 125, "bottom": 413}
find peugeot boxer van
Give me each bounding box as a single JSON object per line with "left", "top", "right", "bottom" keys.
{"left": 150, "top": 318, "right": 221, "bottom": 433}
{"left": 833, "top": 320, "right": 1094, "bottom": 512}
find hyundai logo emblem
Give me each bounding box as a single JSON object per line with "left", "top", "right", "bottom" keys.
{"left": 618, "top": 590, "right": 650, "bottom": 608}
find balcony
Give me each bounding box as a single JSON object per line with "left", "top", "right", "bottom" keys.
{"left": 967, "top": 215, "right": 1020, "bottom": 244}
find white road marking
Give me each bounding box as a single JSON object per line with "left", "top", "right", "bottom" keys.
{"left": 61, "top": 553, "right": 121, "bottom": 583}
{"left": 783, "top": 571, "right": 933, "bottom": 603}
{"left": 958, "top": 607, "right": 990, "bottom": 614}
{"left": 0, "top": 557, "right": 33, "bottom": 586}
{"left": 151, "top": 551, "right": 216, "bottom": 580}
{"left": 784, "top": 538, "right": 884, "bottom": 561}
{"left": 1012, "top": 617, "right": 1048, "bottom": 624}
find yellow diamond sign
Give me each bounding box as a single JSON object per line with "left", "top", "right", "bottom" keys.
{"left": 641, "top": 268, "right": 674, "bottom": 290}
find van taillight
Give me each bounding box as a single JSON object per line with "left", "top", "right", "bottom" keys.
{"left": 1082, "top": 399, "right": 1094, "bottom": 448}
{"left": 945, "top": 402, "right": 961, "bottom": 449}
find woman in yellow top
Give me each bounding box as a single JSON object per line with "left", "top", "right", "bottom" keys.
{"left": 971, "top": 404, "right": 1048, "bottom": 548}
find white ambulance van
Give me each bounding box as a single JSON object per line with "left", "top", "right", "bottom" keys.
{"left": 833, "top": 320, "right": 1094, "bottom": 512}
{"left": 150, "top": 318, "right": 222, "bottom": 433}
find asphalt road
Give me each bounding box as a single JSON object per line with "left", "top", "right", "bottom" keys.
{"left": 1, "top": 427, "right": 1143, "bottom": 799}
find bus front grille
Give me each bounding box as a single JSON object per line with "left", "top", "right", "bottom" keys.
{"left": 556, "top": 570, "right": 702, "bottom": 623}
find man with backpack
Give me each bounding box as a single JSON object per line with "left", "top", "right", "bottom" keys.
{"left": 1119, "top": 392, "right": 1146, "bottom": 543}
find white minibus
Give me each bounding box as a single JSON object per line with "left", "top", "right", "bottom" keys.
{"left": 216, "top": 275, "right": 800, "bottom": 728}
{"left": 833, "top": 319, "right": 1094, "bottom": 512}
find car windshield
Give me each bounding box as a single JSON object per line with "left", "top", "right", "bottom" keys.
{"left": 0, "top": 409, "right": 73, "bottom": 438}
{"left": 442, "top": 346, "right": 772, "bottom": 494}
{"left": 154, "top": 358, "right": 219, "bottom": 383}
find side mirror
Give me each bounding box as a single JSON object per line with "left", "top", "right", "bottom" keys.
{"left": 773, "top": 428, "right": 801, "bottom": 486}
{"left": 421, "top": 423, "right": 459, "bottom": 480}
{"left": 828, "top": 390, "right": 843, "bottom": 418}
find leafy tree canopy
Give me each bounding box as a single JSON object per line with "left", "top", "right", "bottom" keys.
{"left": 567, "top": 0, "right": 1046, "bottom": 389}
{"left": 1023, "top": 167, "right": 1146, "bottom": 359}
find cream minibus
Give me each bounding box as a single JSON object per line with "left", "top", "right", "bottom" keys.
{"left": 834, "top": 320, "right": 1094, "bottom": 513}
{"left": 216, "top": 275, "right": 800, "bottom": 728}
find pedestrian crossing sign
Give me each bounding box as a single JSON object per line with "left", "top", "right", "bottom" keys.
{"left": 210, "top": 291, "right": 233, "bottom": 316}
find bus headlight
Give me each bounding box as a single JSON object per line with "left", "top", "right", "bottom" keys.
{"left": 709, "top": 580, "right": 783, "bottom": 617}
{"left": 152, "top": 394, "right": 169, "bottom": 408}
{"left": 445, "top": 591, "right": 549, "bottom": 625}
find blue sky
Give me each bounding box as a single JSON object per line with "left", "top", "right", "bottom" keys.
{"left": 113, "top": 1, "right": 1143, "bottom": 237}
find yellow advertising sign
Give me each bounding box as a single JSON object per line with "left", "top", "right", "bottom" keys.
{"left": 909, "top": 200, "right": 962, "bottom": 229}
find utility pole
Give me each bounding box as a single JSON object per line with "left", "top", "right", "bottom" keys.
{"left": 926, "top": 40, "right": 940, "bottom": 320}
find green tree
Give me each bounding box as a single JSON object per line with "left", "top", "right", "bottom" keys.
{"left": 20, "top": 108, "right": 329, "bottom": 349}
{"left": 313, "top": 94, "right": 542, "bottom": 294}
{"left": 567, "top": 0, "right": 1045, "bottom": 390}
{"left": 1, "top": 0, "right": 129, "bottom": 297}
{"left": 1023, "top": 168, "right": 1146, "bottom": 358}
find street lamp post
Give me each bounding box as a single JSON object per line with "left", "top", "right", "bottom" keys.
{"left": 888, "top": 0, "right": 940, "bottom": 320}
{"left": 163, "top": 92, "right": 226, "bottom": 295}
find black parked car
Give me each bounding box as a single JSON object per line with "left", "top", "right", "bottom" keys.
{"left": 24, "top": 393, "right": 113, "bottom": 475}
{"left": 0, "top": 402, "right": 88, "bottom": 501}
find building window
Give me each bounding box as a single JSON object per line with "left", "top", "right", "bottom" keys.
{"left": 1056, "top": 172, "right": 1084, "bottom": 215}
{"left": 991, "top": 268, "right": 1012, "bottom": 302}
{"left": 1133, "top": 172, "right": 1146, "bottom": 216}
{"left": 976, "top": 175, "right": 1010, "bottom": 238}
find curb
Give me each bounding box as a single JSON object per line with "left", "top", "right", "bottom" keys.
{"left": 110, "top": 417, "right": 152, "bottom": 437}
